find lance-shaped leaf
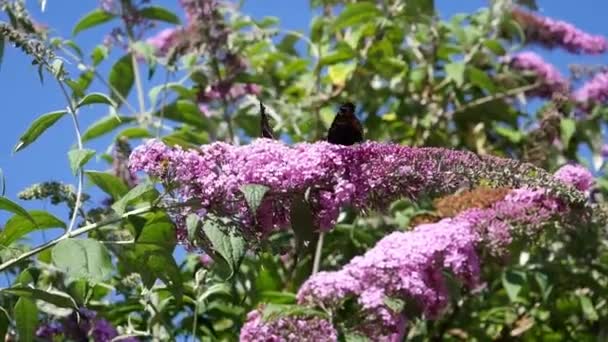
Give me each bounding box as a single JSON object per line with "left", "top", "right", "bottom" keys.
{"left": 0, "top": 211, "right": 65, "bottom": 247}
{"left": 240, "top": 184, "right": 270, "bottom": 214}
{"left": 15, "top": 110, "right": 66, "bottom": 152}
{"left": 138, "top": 6, "right": 180, "bottom": 24}
{"left": 73, "top": 9, "right": 116, "bottom": 36}
{"left": 0, "top": 197, "right": 34, "bottom": 223}
{"left": 108, "top": 54, "right": 134, "bottom": 106}
{"left": 2, "top": 287, "right": 77, "bottom": 309}
{"left": 14, "top": 297, "right": 37, "bottom": 342}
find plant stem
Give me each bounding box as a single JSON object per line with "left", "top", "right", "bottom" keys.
{"left": 312, "top": 231, "right": 325, "bottom": 275}
{"left": 445, "top": 82, "right": 542, "bottom": 118}
{"left": 57, "top": 80, "right": 84, "bottom": 234}
{"left": 0, "top": 206, "right": 153, "bottom": 272}
{"left": 131, "top": 52, "right": 146, "bottom": 115}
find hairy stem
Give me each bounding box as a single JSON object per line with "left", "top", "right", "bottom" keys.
{"left": 0, "top": 206, "right": 153, "bottom": 272}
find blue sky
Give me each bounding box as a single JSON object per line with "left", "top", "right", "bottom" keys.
{"left": 0, "top": 1, "right": 607, "bottom": 268}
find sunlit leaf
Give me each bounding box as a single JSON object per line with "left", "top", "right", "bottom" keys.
{"left": 52, "top": 238, "right": 113, "bottom": 282}
{"left": 72, "top": 9, "right": 116, "bottom": 35}
{"left": 67, "top": 148, "right": 95, "bottom": 175}
{"left": 14, "top": 110, "right": 66, "bottom": 152}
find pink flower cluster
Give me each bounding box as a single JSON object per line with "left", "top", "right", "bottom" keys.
{"left": 512, "top": 8, "right": 608, "bottom": 54}
{"left": 573, "top": 72, "right": 608, "bottom": 106}
{"left": 129, "top": 139, "right": 583, "bottom": 241}
{"left": 244, "top": 165, "right": 593, "bottom": 340}
{"left": 298, "top": 219, "right": 480, "bottom": 340}
{"left": 553, "top": 164, "right": 594, "bottom": 193}
{"left": 240, "top": 309, "right": 338, "bottom": 342}
{"left": 146, "top": 28, "right": 182, "bottom": 56}
{"left": 505, "top": 52, "right": 568, "bottom": 97}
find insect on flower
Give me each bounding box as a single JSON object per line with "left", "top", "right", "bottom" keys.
{"left": 327, "top": 102, "right": 363, "bottom": 146}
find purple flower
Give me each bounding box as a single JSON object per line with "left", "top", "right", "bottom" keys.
{"left": 295, "top": 218, "right": 480, "bottom": 339}
{"left": 512, "top": 7, "right": 608, "bottom": 54}
{"left": 240, "top": 309, "right": 338, "bottom": 342}
{"left": 129, "top": 139, "right": 584, "bottom": 242}
{"left": 286, "top": 166, "right": 589, "bottom": 339}
{"left": 573, "top": 72, "right": 608, "bottom": 106}
{"left": 505, "top": 51, "right": 569, "bottom": 97}
{"left": 554, "top": 164, "right": 594, "bottom": 192}
{"left": 36, "top": 308, "right": 137, "bottom": 342}
{"left": 146, "top": 28, "right": 181, "bottom": 56}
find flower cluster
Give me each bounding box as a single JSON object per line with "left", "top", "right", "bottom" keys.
{"left": 505, "top": 52, "right": 568, "bottom": 97}
{"left": 129, "top": 139, "right": 584, "bottom": 242}
{"left": 244, "top": 164, "right": 593, "bottom": 340}
{"left": 553, "top": 164, "right": 594, "bottom": 193}
{"left": 36, "top": 308, "right": 138, "bottom": 342}
{"left": 146, "top": 27, "right": 182, "bottom": 56}
{"left": 573, "top": 72, "right": 608, "bottom": 106}
{"left": 240, "top": 309, "right": 338, "bottom": 342}
{"left": 511, "top": 7, "right": 608, "bottom": 54}
{"left": 298, "top": 219, "right": 480, "bottom": 340}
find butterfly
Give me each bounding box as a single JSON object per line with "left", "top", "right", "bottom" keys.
{"left": 259, "top": 102, "right": 275, "bottom": 139}
{"left": 327, "top": 102, "right": 363, "bottom": 146}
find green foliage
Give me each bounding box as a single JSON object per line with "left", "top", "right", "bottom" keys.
{"left": 72, "top": 9, "right": 116, "bottom": 36}
{"left": 1, "top": 0, "right": 608, "bottom": 340}
{"left": 52, "top": 239, "right": 113, "bottom": 283}
{"left": 14, "top": 110, "right": 66, "bottom": 152}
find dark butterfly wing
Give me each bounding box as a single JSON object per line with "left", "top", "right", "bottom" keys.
{"left": 260, "top": 102, "right": 275, "bottom": 139}
{"left": 327, "top": 102, "right": 363, "bottom": 146}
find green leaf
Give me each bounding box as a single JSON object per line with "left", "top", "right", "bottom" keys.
{"left": 344, "top": 332, "right": 370, "bottom": 342}
{"left": 334, "top": 2, "right": 381, "bottom": 30}
{"left": 77, "top": 92, "right": 116, "bottom": 108}
{"left": 153, "top": 100, "right": 207, "bottom": 128}
{"left": 115, "top": 127, "right": 152, "bottom": 140}
{"left": 502, "top": 269, "right": 526, "bottom": 302}
{"left": 259, "top": 291, "right": 296, "bottom": 304}
{"left": 67, "top": 148, "right": 95, "bottom": 175}
{"left": 91, "top": 45, "right": 109, "bottom": 66}
{"left": 579, "top": 295, "right": 598, "bottom": 321}
{"left": 14, "top": 298, "right": 37, "bottom": 342}
{"left": 117, "top": 213, "right": 182, "bottom": 301}
{"left": 72, "top": 9, "right": 116, "bottom": 35}
{"left": 112, "top": 180, "right": 158, "bottom": 215}
{"left": 0, "top": 307, "right": 8, "bottom": 342}
{"left": 186, "top": 213, "right": 202, "bottom": 242}
{"left": 108, "top": 54, "right": 134, "bottom": 107}
{"left": 137, "top": 212, "right": 177, "bottom": 250}
{"left": 202, "top": 217, "right": 247, "bottom": 277}
{"left": 82, "top": 115, "right": 135, "bottom": 142}
{"left": 52, "top": 239, "right": 113, "bottom": 283}
{"left": 0, "top": 197, "right": 34, "bottom": 224}
{"left": 85, "top": 171, "right": 129, "bottom": 199}
{"left": 483, "top": 39, "right": 506, "bottom": 56}
{"left": 383, "top": 296, "right": 406, "bottom": 312}
{"left": 0, "top": 211, "right": 65, "bottom": 247}
{"left": 560, "top": 118, "right": 576, "bottom": 149}
{"left": 138, "top": 6, "right": 180, "bottom": 24}
{"left": 319, "top": 42, "right": 355, "bottom": 66}
{"left": 261, "top": 304, "right": 327, "bottom": 322}
{"left": 240, "top": 184, "right": 270, "bottom": 214}
{"left": 468, "top": 67, "right": 496, "bottom": 92}
{"left": 14, "top": 110, "right": 66, "bottom": 152}
{"left": 2, "top": 287, "right": 77, "bottom": 309}
{"left": 445, "top": 62, "right": 466, "bottom": 86}
{"left": 290, "top": 194, "right": 315, "bottom": 254}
